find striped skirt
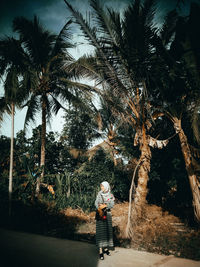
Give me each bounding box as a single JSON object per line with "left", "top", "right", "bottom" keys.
{"left": 95, "top": 211, "right": 114, "bottom": 249}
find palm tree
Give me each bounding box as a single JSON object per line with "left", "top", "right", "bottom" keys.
{"left": 151, "top": 3, "right": 200, "bottom": 221}
{"left": 64, "top": 0, "right": 172, "bottom": 231}
{"left": 11, "top": 16, "right": 97, "bottom": 196}
{"left": 84, "top": 97, "right": 122, "bottom": 166}
{"left": 0, "top": 37, "right": 27, "bottom": 214}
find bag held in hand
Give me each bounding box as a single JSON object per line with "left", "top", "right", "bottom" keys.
{"left": 95, "top": 207, "right": 107, "bottom": 221}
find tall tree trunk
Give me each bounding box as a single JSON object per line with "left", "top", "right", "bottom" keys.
{"left": 126, "top": 125, "right": 152, "bottom": 237}
{"left": 66, "top": 172, "right": 71, "bottom": 198}
{"left": 9, "top": 102, "right": 14, "bottom": 216}
{"left": 35, "top": 96, "right": 46, "bottom": 197}
{"left": 134, "top": 125, "right": 152, "bottom": 218}
{"left": 173, "top": 117, "right": 200, "bottom": 222}
{"left": 126, "top": 158, "right": 142, "bottom": 237}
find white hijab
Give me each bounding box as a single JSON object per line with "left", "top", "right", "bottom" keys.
{"left": 101, "top": 181, "right": 110, "bottom": 193}
{"left": 100, "top": 181, "right": 112, "bottom": 202}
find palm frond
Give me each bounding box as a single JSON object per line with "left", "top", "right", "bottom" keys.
{"left": 52, "top": 19, "right": 74, "bottom": 58}
{"left": 107, "top": 8, "right": 123, "bottom": 46}
{"left": 0, "top": 97, "right": 11, "bottom": 123}
{"left": 64, "top": 0, "right": 128, "bottom": 95}
{"left": 54, "top": 85, "right": 93, "bottom": 112}
{"left": 64, "top": 0, "right": 102, "bottom": 50}
{"left": 23, "top": 94, "right": 40, "bottom": 130}
{"left": 4, "top": 66, "right": 19, "bottom": 102}
{"left": 50, "top": 95, "right": 67, "bottom": 115}
{"left": 89, "top": 0, "right": 118, "bottom": 44}
{"left": 63, "top": 54, "right": 103, "bottom": 84}
{"left": 0, "top": 37, "right": 27, "bottom": 73}
{"left": 141, "top": 0, "right": 156, "bottom": 27}
{"left": 59, "top": 77, "right": 100, "bottom": 95}
{"left": 159, "top": 9, "right": 178, "bottom": 46}
{"left": 13, "top": 16, "right": 56, "bottom": 68}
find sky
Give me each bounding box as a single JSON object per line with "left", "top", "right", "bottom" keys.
{"left": 0, "top": 0, "right": 199, "bottom": 138}
{"left": 0, "top": 0, "right": 133, "bottom": 137}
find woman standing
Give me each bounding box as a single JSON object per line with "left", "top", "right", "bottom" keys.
{"left": 95, "top": 181, "right": 115, "bottom": 260}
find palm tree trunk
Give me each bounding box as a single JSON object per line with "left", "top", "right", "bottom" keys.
{"left": 126, "top": 125, "right": 152, "bottom": 237}
{"left": 9, "top": 102, "right": 15, "bottom": 216}
{"left": 173, "top": 118, "right": 200, "bottom": 222}
{"left": 126, "top": 158, "right": 143, "bottom": 237}
{"left": 35, "top": 96, "right": 46, "bottom": 197}
{"left": 134, "top": 126, "right": 151, "bottom": 218}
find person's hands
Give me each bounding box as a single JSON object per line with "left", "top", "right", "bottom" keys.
{"left": 99, "top": 204, "right": 107, "bottom": 209}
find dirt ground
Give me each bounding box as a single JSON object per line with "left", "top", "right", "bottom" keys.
{"left": 61, "top": 202, "right": 200, "bottom": 261}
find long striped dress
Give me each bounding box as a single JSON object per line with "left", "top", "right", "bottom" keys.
{"left": 95, "top": 191, "right": 114, "bottom": 249}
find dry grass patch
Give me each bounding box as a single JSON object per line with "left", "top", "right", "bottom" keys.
{"left": 60, "top": 203, "right": 200, "bottom": 260}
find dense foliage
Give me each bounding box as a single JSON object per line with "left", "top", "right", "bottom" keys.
{"left": 0, "top": 120, "right": 194, "bottom": 220}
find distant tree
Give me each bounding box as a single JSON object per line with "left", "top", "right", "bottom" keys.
{"left": 0, "top": 37, "right": 27, "bottom": 213}
{"left": 0, "top": 135, "right": 10, "bottom": 178}
{"left": 10, "top": 16, "right": 96, "bottom": 196}
{"left": 61, "top": 102, "right": 99, "bottom": 150}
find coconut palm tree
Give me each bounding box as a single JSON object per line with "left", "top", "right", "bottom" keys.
{"left": 150, "top": 3, "right": 200, "bottom": 221}
{"left": 64, "top": 0, "right": 173, "bottom": 231}
{"left": 10, "top": 16, "right": 97, "bottom": 196}
{"left": 0, "top": 36, "right": 27, "bottom": 213}
{"left": 86, "top": 97, "right": 122, "bottom": 166}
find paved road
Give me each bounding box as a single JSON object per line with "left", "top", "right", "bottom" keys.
{"left": 0, "top": 228, "right": 200, "bottom": 267}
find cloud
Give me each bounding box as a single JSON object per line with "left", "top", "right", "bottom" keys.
{"left": 1, "top": 0, "right": 198, "bottom": 35}
{"left": 0, "top": 0, "right": 65, "bottom": 35}
{"left": 0, "top": 0, "right": 134, "bottom": 36}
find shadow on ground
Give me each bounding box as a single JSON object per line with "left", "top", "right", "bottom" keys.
{"left": 0, "top": 228, "right": 99, "bottom": 267}
{"left": 0, "top": 199, "right": 100, "bottom": 267}
{"left": 0, "top": 198, "right": 128, "bottom": 246}
{"left": 0, "top": 198, "right": 89, "bottom": 240}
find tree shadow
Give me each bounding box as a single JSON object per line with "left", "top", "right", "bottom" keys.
{"left": 0, "top": 199, "right": 80, "bottom": 238}
{"left": 0, "top": 228, "right": 99, "bottom": 267}
{"left": 113, "top": 225, "right": 131, "bottom": 248}
{"left": 0, "top": 199, "right": 99, "bottom": 267}
{"left": 0, "top": 198, "right": 133, "bottom": 266}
